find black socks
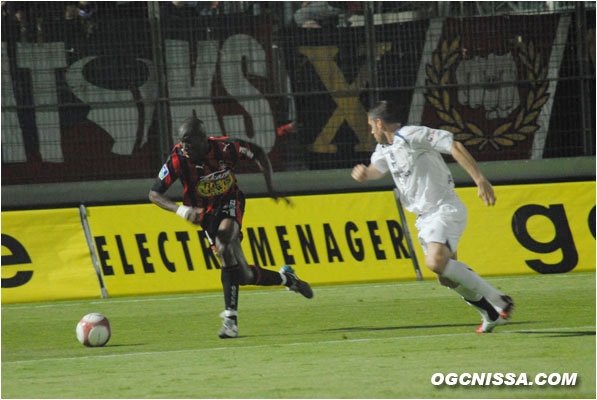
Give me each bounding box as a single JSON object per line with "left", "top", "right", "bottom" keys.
{"left": 221, "top": 266, "right": 240, "bottom": 311}
{"left": 221, "top": 264, "right": 285, "bottom": 312}
{"left": 220, "top": 265, "right": 282, "bottom": 311}
{"left": 249, "top": 264, "right": 283, "bottom": 286}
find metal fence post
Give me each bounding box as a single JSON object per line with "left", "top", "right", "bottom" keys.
{"left": 575, "top": 3, "right": 594, "bottom": 156}
{"left": 148, "top": 1, "right": 171, "bottom": 162}
{"left": 364, "top": 1, "right": 379, "bottom": 107}
{"left": 79, "top": 205, "right": 109, "bottom": 298}
{"left": 393, "top": 189, "right": 423, "bottom": 281}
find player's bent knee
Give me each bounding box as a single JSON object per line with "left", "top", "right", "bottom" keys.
{"left": 215, "top": 242, "right": 229, "bottom": 256}
{"left": 237, "top": 274, "right": 252, "bottom": 286}
{"left": 238, "top": 265, "right": 255, "bottom": 285}
{"left": 425, "top": 255, "right": 447, "bottom": 274}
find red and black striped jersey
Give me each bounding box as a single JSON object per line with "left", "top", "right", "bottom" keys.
{"left": 151, "top": 137, "right": 256, "bottom": 208}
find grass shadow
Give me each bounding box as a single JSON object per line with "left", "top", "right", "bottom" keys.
{"left": 322, "top": 321, "right": 535, "bottom": 332}
{"left": 512, "top": 330, "right": 596, "bottom": 338}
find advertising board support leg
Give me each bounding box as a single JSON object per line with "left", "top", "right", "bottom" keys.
{"left": 79, "top": 205, "right": 109, "bottom": 298}
{"left": 393, "top": 189, "right": 423, "bottom": 281}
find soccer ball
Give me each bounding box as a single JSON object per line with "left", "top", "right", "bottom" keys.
{"left": 76, "top": 313, "right": 111, "bottom": 347}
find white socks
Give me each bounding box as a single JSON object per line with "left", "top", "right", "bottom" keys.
{"left": 223, "top": 309, "right": 238, "bottom": 318}
{"left": 451, "top": 282, "right": 482, "bottom": 302}
{"left": 441, "top": 259, "right": 506, "bottom": 311}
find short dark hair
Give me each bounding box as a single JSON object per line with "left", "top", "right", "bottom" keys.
{"left": 367, "top": 101, "right": 401, "bottom": 124}
{"left": 178, "top": 116, "right": 207, "bottom": 139}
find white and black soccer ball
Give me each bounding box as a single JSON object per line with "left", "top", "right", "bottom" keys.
{"left": 76, "top": 313, "right": 111, "bottom": 347}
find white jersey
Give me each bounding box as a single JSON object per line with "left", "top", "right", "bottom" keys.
{"left": 370, "top": 125, "right": 457, "bottom": 215}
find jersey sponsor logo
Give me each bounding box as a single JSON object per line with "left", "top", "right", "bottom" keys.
{"left": 159, "top": 165, "right": 169, "bottom": 180}
{"left": 196, "top": 170, "right": 234, "bottom": 197}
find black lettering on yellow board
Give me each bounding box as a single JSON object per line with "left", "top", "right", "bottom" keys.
{"left": 297, "top": 220, "right": 409, "bottom": 263}
{"left": 94, "top": 230, "right": 220, "bottom": 276}
{"left": 89, "top": 219, "right": 415, "bottom": 276}
{"left": 367, "top": 221, "right": 386, "bottom": 260}
{"left": 345, "top": 222, "right": 364, "bottom": 261}
{"left": 94, "top": 236, "right": 114, "bottom": 276}
{"left": 158, "top": 232, "right": 176, "bottom": 272}
{"left": 386, "top": 220, "right": 410, "bottom": 259}
{"left": 296, "top": 225, "right": 319, "bottom": 264}
{"left": 135, "top": 234, "right": 155, "bottom": 273}
{"left": 197, "top": 230, "right": 220, "bottom": 270}
{"left": 176, "top": 231, "right": 195, "bottom": 271}
{"left": 323, "top": 223, "right": 344, "bottom": 263}
{"left": 1, "top": 234, "right": 34, "bottom": 288}
{"left": 116, "top": 234, "right": 135, "bottom": 274}
{"left": 247, "top": 227, "right": 275, "bottom": 267}
{"left": 511, "top": 204, "right": 578, "bottom": 273}
{"left": 589, "top": 206, "right": 596, "bottom": 239}
{"left": 276, "top": 226, "right": 295, "bottom": 265}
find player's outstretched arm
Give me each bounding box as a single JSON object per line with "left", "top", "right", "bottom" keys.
{"left": 351, "top": 164, "right": 384, "bottom": 182}
{"left": 450, "top": 141, "right": 496, "bottom": 206}
{"left": 250, "top": 142, "right": 291, "bottom": 204}
{"left": 149, "top": 190, "right": 202, "bottom": 223}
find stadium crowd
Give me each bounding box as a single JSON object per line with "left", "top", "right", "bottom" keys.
{"left": 1, "top": 1, "right": 375, "bottom": 44}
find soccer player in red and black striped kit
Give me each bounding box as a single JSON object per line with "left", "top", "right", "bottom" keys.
{"left": 149, "top": 116, "right": 313, "bottom": 339}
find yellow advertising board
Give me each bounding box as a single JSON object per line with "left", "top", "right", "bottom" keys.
{"left": 405, "top": 181, "right": 596, "bottom": 280}
{"left": 1, "top": 209, "right": 101, "bottom": 303}
{"left": 85, "top": 203, "right": 225, "bottom": 296}
{"left": 85, "top": 191, "right": 417, "bottom": 296}
{"left": 2, "top": 181, "right": 594, "bottom": 303}
{"left": 241, "top": 191, "right": 416, "bottom": 284}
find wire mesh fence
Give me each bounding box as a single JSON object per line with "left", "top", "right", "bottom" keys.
{"left": 1, "top": 1, "right": 595, "bottom": 184}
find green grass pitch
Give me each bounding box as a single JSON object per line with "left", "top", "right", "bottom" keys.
{"left": 2, "top": 272, "right": 595, "bottom": 399}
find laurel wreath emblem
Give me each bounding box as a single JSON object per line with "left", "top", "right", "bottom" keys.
{"left": 424, "top": 37, "right": 549, "bottom": 151}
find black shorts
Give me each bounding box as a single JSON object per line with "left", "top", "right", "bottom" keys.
{"left": 200, "top": 192, "right": 246, "bottom": 245}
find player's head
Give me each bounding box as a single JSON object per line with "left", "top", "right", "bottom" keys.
{"left": 178, "top": 116, "right": 209, "bottom": 160}
{"left": 367, "top": 101, "right": 402, "bottom": 145}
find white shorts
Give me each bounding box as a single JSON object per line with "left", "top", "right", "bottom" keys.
{"left": 414, "top": 195, "right": 468, "bottom": 255}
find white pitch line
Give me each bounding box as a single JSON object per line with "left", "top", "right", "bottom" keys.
{"left": 3, "top": 325, "right": 594, "bottom": 365}
{"left": 2, "top": 272, "right": 594, "bottom": 310}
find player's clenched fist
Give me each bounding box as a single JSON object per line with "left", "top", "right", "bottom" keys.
{"left": 176, "top": 205, "right": 204, "bottom": 224}
{"left": 351, "top": 164, "right": 368, "bottom": 182}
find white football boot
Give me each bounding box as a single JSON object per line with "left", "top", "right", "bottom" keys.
{"left": 218, "top": 310, "right": 239, "bottom": 339}
{"left": 476, "top": 295, "right": 515, "bottom": 333}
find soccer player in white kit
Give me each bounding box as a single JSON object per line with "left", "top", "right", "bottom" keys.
{"left": 352, "top": 101, "right": 514, "bottom": 333}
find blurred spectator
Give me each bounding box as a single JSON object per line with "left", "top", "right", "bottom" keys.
{"left": 17, "top": 5, "right": 34, "bottom": 42}
{"left": 1, "top": 1, "right": 17, "bottom": 41}
{"left": 2, "top": 2, "right": 55, "bottom": 43}
{"left": 65, "top": 3, "right": 78, "bottom": 21}
{"left": 77, "top": 1, "right": 98, "bottom": 38}
{"left": 103, "top": 1, "right": 147, "bottom": 18}
{"left": 293, "top": 1, "right": 349, "bottom": 29}
{"left": 199, "top": 1, "right": 219, "bottom": 16}
{"left": 3, "top": 2, "right": 34, "bottom": 42}
{"left": 63, "top": 1, "right": 96, "bottom": 43}
{"left": 162, "top": 1, "right": 199, "bottom": 20}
